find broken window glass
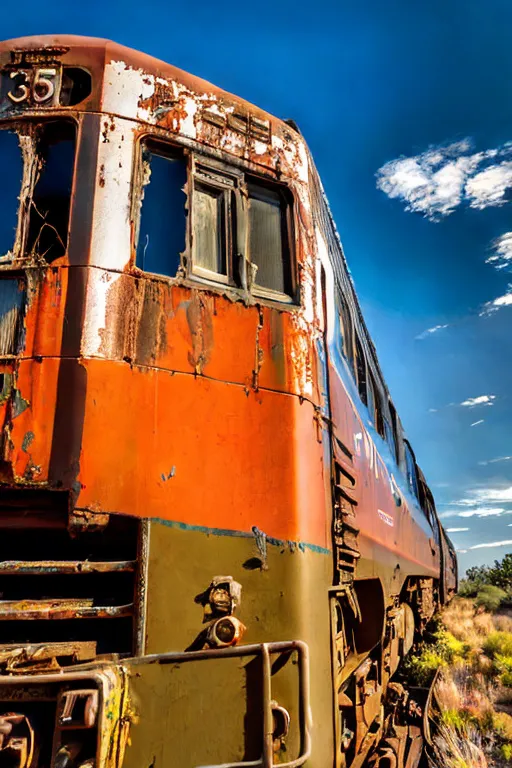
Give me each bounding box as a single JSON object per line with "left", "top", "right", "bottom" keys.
{"left": 27, "top": 121, "right": 76, "bottom": 262}
{"left": 0, "top": 129, "right": 23, "bottom": 259}
{"left": 136, "top": 144, "right": 187, "bottom": 277}
{"left": 248, "top": 181, "right": 291, "bottom": 295}
{"left": 193, "top": 183, "right": 227, "bottom": 276}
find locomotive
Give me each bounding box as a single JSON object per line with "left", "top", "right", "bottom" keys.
{"left": 0, "top": 34, "right": 457, "bottom": 768}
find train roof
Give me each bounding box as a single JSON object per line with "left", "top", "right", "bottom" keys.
{"left": 0, "top": 35, "right": 289, "bottom": 135}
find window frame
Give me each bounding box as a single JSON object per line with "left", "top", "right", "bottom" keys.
{"left": 190, "top": 158, "right": 240, "bottom": 286}
{"left": 245, "top": 174, "right": 296, "bottom": 303}
{"left": 132, "top": 137, "right": 298, "bottom": 305}
{"left": 132, "top": 136, "right": 188, "bottom": 278}
{"left": 335, "top": 289, "right": 355, "bottom": 374}
{"left": 403, "top": 439, "right": 420, "bottom": 501}
{"left": 0, "top": 117, "right": 78, "bottom": 264}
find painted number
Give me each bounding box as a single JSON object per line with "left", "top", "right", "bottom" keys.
{"left": 7, "top": 68, "right": 57, "bottom": 105}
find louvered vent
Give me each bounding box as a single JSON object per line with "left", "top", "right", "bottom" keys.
{"left": 0, "top": 490, "right": 139, "bottom": 660}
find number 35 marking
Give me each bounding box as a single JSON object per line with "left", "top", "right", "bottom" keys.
{"left": 7, "top": 68, "right": 57, "bottom": 105}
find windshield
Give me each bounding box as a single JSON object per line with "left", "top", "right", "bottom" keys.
{"left": 0, "top": 121, "right": 76, "bottom": 262}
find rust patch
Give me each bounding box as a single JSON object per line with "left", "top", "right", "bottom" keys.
{"left": 185, "top": 290, "right": 214, "bottom": 375}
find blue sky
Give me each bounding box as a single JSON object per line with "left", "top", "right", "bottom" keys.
{"left": 5, "top": 0, "right": 512, "bottom": 571}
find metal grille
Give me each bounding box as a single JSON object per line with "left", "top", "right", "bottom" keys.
{"left": 0, "top": 490, "right": 139, "bottom": 666}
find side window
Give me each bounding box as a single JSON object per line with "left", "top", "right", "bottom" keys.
{"left": 247, "top": 179, "right": 293, "bottom": 297}
{"left": 336, "top": 291, "right": 354, "bottom": 374}
{"left": 354, "top": 332, "right": 368, "bottom": 406}
{"left": 191, "top": 163, "right": 235, "bottom": 283}
{"left": 404, "top": 441, "right": 419, "bottom": 500}
{"left": 366, "top": 372, "right": 377, "bottom": 425}
{"left": 135, "top": 140, "right": 187, "bottom": 277}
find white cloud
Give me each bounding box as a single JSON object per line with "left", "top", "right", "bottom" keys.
{"left": 471, "top": 420, "right": 484, "bottom": 427}
{"left": 456, "top": 549, "right": 468, "bottom": 554}
{"left": 469, "top": 539, "right": 512, "bottom": 550}
{"left": 458, "top": 507, "right": 507, "bottom": 518}
{"left": 446, "top": 527, "right": 470, "bottom": 533}
{"left": 415, "top": 324, "right": 449, "bottom": 340}
{"left": 376, "top": 140, "right": 512, "bottom": 220}
{"left": 480, "top": 285, "right": 512, "bottom": 316}
{"left": 439, "top": 507, "right": 509, "bottom": 519}
{"left": 487, "top": 232, "right": 512, "bottom": 271}
{"left": 460, "top": 395, "right": 496, "bottom": 407}
{"left": 470, "top": 487, "right": 512, "bottom": 504}
{"left": 466, "top": 162, "right": 512, "bottom": 209}
{"left": 478, "top": 456, "right": 512, "bottom": 466}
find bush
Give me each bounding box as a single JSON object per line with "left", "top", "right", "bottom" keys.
{"left": 475, "top": 585, "right": 508, "bottom": 612}
{"left": 483, "top": 632, "right": 512, "bottom": 659}
{"left": 493, "top": 711, "right": 512, "bottom": 741}
{"left": 458, "top": 579, "right": 480, "bottom": 598}
{"left": 501, "top": 743, "right": 512, "bottom": 762}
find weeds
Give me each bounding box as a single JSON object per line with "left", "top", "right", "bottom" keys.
{"left": 425, "top": 598, "right": 512, "bottom": 767}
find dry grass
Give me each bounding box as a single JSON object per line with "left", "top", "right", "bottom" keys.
{"left": 425, "top": 598, "right": 512, "bottom": 767}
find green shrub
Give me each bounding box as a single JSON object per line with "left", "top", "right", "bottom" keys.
{"left": 458, "top": 579, "right": 480, "bottom": 598}
{"left": 483, "top": 632, "right": 512, "bottom": 659}
{"left": 404, "top": 648, "right": 446, "bottom": 686}
{"left": 501, "top": 743, "right": 512, "bottom": 762}
{"left": 475, "top": 585, "right": 508, "bottom": 612}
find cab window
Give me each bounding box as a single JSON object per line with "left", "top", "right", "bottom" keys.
{"left": 247, "top": 179, "right": 293, "bottom": 296}
{"left": 0, "top": 121, "right": 76, "bottom": 263}
{"left": 134, "top": 142, "right": 296, "bottom": 302}
{"left": 135, "top": 141, "right": 187, "bottom": 277}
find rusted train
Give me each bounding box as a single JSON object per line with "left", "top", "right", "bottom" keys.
{"left": 0, "top": 34, "right": 456, "bottom": 768}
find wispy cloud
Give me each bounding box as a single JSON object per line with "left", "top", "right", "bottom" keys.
{"left": 478, "top": 456, "right": 512, "bottom": 466}
{"left": 415, "top": 324, "right": 449, "bottom": 340}
{"left": 446, "top": 527, "right": 470, "bottom": 533}
{"left": 376, "top": 140, "right": 512, "bottom": 221}
{"left": 460, "top": 395, "right": 496, "bottom": 407}
{"left": 487, "top": 232, "right": 512, "bottom": 271}
{"left": 439, "top": 484, "right": 512, "bottom": 517}
{"left": 469, "top": 539, "right": 512, "bottom": 550}
{"left": 439, "top": 507, "right": 509, "bottom": 519}
{"left": 467, "top": 488, "right": 512, "bottom": 504}
{"left": 458, "top": 507, "right": 508, "bottom": 518}
{"left": 480, "top": 285, "right": 512, "bottom": 316}
{"left": 471, "top": 420, "right": 485, "bottom": 427}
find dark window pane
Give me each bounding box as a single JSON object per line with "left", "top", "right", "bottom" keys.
{"left": 383, "top": 417, "right": 397, "bottom": 460}
{"left": 404, "top": 443, "right": 419, "bottom": 500}
{"left": 367, "top": 375, "right": 376, "bottom": 425}
{"left": 248, "top": 182, "right": 290, "bottom": 294}
{"left": 136, "top": 149, "right": 187, "bottom": 277}
{"left": 27, "top": 122, "right": 76, "bottom": 262}
{"left": 337, "top": 292, "right": 354, "bottom": 372}
{"left": 0, "top": 130, "right": 22, "bottom": 258}
{"left": 193, "top": 183, "right": 226, "bottom": 275}
{"left": 354, "top": 334, "right": 367, "bottom": 406}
